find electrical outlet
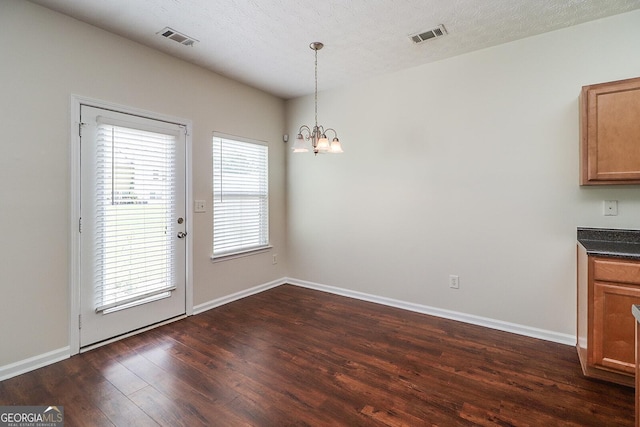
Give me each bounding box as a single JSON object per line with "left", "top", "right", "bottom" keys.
{"left": 272, "top": 254, "right": 278, "bottom": 265}
{"left": 449, "top": 275, "right": 459, "bottom": 289}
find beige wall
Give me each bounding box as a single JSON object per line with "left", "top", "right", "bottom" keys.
{"left": 285, "top": 9, "right": 640, "bottom": 337}
{"left": 0, "top": 1, "right": 286, "bottom": 367}
{"left": 3, "top": 0, "right": 640, "bottom": 372}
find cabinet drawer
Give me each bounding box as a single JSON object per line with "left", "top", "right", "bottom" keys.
{"left": 593, "top": 258, "right": 640, "bottom": 285}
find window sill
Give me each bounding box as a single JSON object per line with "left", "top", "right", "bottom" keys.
{"left": 210, "top": 246, "right": 272, "bottom": 263}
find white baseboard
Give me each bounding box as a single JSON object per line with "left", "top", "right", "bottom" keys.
{"left": 0, "top": 347, "right": 70, "bottom": 382}
{"left": 0, "top": 279, "right": 286, "bottom": 381}
{"left": 192, "top": 277, "right": 287, "bottom": 315}
{"left": 1, "top": 276, "right": 575, "bottom": 382}
{"left": 285, "top": 278, "right": 576, "bottom": 346}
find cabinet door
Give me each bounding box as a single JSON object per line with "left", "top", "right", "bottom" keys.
{"left": 592, "top": 281, "right": 640, "bottom": 374}
{"left": 580, "top": 77, "right": 640, "bottom": 185}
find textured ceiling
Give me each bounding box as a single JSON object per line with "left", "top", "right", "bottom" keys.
{"left": 27, "top": 0, "right": 640, "bottom": 99}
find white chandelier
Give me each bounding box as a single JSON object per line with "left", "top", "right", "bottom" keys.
{"left": 292, "top": 42, "right": 343, "bottom": 155}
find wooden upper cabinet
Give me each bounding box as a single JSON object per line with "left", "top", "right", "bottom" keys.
{"left": 580, "top": 76, "right": 640, "bottom": 185}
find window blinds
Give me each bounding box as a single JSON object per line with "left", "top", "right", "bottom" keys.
{"left": 213, "top": 135, "right": 269, "bottom": 257}
{"left": 93, "top": 123, "right": 177, "bottom": 313}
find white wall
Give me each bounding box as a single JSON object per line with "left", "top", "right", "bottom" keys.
{"left": 286, "top": 10, "right": 640, "bottom": 337}
{"left": 2, "top": 0, "right": 640, "bottom": 373}
{"left": 0, "top": 0, "right": 286, "bottom": 367}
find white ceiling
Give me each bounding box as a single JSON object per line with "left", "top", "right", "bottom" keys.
{"left": 28, "top": 0, "right": 640, "bottom": 99}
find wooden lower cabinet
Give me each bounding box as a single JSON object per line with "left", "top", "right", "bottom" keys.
{"left": 635, "top": 310, "right": 640, "bottom": 427}
{"left": 593, "top": 282, "right": 640, "bottom": 375}
{"left": 577, "top": 246, "right": 640, "bottom": 386}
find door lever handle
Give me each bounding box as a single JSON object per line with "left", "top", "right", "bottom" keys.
{"left": 177, "top": 231, "right": 188, "bottom": 239}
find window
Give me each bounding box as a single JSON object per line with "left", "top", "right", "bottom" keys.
{"left": 212, "top": 133, "right": 269, "bottom": 258}
{"left": 91, "top": 116, "right": 182, "bottom": 314}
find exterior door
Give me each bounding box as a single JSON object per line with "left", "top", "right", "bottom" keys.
{"left": 79, "top": 105, "right": 186, "bottom": 347}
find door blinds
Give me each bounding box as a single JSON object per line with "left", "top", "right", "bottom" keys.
{"left": 213, "top": 135, "right": 269, "bottom": 257}
{"left": 93, "top": 122, "right": 177, "bottom": 313}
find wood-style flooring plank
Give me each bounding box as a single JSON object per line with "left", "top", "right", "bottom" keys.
{"left": 0, "top": 284, "right": 634, "bottom": 426}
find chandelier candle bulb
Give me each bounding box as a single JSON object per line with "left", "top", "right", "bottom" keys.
{"left": 293, "top": 42, "right": 343, "bottom": 156}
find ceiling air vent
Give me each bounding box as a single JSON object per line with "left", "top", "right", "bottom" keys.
{"left": 409, "top": 25, "right": 447, "bottom": 44}
{"left": 158, "top": 27, "right": 198, "bottom": 47}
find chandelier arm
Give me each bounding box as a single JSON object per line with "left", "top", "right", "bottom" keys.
{"left": 324, "top": 128, "right": 338, "bottom": 138}
{"left": 297, "top": 125, "right": 312, "bottom": 138}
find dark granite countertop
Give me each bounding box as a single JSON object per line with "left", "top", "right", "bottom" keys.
{"left": 578, "top": 227, "right": 640, "bottom": 260}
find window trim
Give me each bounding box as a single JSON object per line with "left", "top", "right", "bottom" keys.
{"left": 210, "top": 245, "right": 272, "bottom": 263}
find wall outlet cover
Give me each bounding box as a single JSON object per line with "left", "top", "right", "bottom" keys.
{"left": 603, "top": 200, "right": 618, "bottom": 216}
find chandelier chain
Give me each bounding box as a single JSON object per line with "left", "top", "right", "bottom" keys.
{"left": 314, "top": 47, "right": 318, "bottom": 128}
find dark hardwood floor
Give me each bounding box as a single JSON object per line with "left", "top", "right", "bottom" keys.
{"left": 0, "top": 284, "right": 634, "bottom": 426}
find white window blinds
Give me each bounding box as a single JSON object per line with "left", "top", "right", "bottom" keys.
{"left": 93, "top": 122, "right": 177, "bottom": 313}
{"left": 213, "top": 134, "right": 269, "bottom": 257}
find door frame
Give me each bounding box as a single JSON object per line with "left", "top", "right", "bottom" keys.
{"left": 69, "top": 94, "right": 193, "bottom": 355}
